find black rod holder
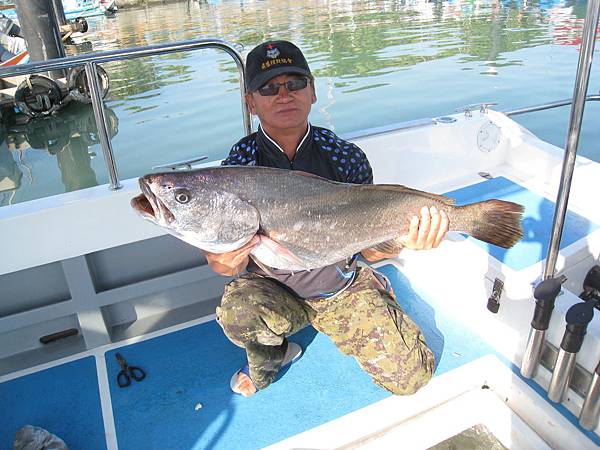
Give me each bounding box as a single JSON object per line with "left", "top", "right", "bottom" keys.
{"left": 583, "top": 265, "right": 600, "bottom": 293}
{"left": 580, "top": 359, "right": 600, "bottom": 430}
{"left": 521, "top": 276, "right": 566, "bottom": 378}
{"left": 548, "top": 301, "right": 594, "bottom": 402}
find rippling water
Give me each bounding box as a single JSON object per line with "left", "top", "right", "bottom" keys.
{"left": 0, "top": 0, "right": 598, "bottom": 206}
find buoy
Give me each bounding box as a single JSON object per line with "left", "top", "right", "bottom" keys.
{"left": 14, "top": 75, "right": 65, "bottom": 118}
{"left": 67, "top": 65, "right": 110, "bottom": 103}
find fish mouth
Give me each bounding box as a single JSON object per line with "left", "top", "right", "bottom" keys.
{"left": 130, "top": 178, "right": 175, "bottom": 224}
{"left": 130, "top": 193, "right": 155, "bottom": 219}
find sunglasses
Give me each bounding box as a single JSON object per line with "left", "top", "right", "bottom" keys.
{"left": 256, "top": 78, "right": 309, "bottom": 96}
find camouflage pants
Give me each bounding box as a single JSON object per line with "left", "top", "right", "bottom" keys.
{"left": 216, "top": 266, "right": 434, "bottom": 394}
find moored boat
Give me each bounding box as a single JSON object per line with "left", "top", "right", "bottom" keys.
{"left": 0, "top": 0, "right": 117, "bottom": 22}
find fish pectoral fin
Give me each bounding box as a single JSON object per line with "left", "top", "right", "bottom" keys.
{"left": 370, "top": 237, "right": 406, "bottom": 255}
{"left": 249, "top": 254, "right": 278, "bottom": 278}
{"left": 256, "top": 236, "right": 306, "bottom": 269}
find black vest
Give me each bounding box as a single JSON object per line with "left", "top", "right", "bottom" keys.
{"left": 222, "top": 124, "right": 373, "bottom": 298}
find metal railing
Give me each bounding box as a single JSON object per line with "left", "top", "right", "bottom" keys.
{"left": 503, "top": 93, "right": 600, "bottom": 116}
{"left": 0, "top": 38, "right": 252, "bottom": 190}
{"left": 520, "top": 0, "right": 600, "bottom": 383}
{"left": 542, "top": 0, "right": 599, "bottom": 281}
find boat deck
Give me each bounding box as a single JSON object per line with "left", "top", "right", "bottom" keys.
{"left": 447, "top": 175, "right": 599, "bottom": 271}
{"left": 2, "top": 111, "right": 600, "bottom": 448}
{"left": 2, "top": 261, "right": 598, "bottom": 449}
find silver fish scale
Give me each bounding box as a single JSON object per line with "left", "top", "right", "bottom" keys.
{"left": 206, "top": 166, "right": 462, "bottom": 268}
{"left": 138, "top": 166, "right": 523, "bottom": 270}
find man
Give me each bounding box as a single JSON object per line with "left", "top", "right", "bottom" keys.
{"left": 205, "top": 40, "right": 449, "bottom": 397}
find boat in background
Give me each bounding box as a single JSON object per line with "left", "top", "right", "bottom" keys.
{"left": 0, "top": 0, "right": 117, "bottom": 22}
{"left": 0, "top": 7, "right": 26, "bottom": 66}
{"left": 0, "top": 47, "right": 27, "bottom": 66}
{"left": 62, "top": 0, "right": 117, "bottom": 18}
{"left": 100, "top": 0, "right": 117, "bottom": 14}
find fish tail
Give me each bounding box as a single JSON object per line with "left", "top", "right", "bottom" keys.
{"left": 459, "top": 200, "right": 524, "bottom": 248}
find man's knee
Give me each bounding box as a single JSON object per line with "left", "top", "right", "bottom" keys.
{"left": 216, "top": 276, "right": 293, "bottom": 347}
{"left": 218, "top": 275, "right": 271, "bottom": 318}
{"left": 389, "top": 362, "right": 434, "bottom": 395}
{"left": 369, "top": 341, "right": 435, "bottom": 396}
{"left": 216, "top": 278, "right": 264, "bottom": 346}
{"left": 385, "top": 345, "right": 435, "bottom": 395}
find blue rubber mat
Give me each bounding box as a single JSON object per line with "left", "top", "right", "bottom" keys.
{"left": 378, "top": 265, "right": 495, "bottom": 375}
{"left": 0, "top": 356, "right": 106, "bottom": 450}
{"left": 445, "top": 177, "right": 598, "bottom": 271}
{"left": 105, "top": 266, "right": 494, "bottom": 450}
{"left": 5, "top": 264, "right": 597, "bottom": 449}
{"left": 381, "top": 267, "right": 600, "bottom": 448}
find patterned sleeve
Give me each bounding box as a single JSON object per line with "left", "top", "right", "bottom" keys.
{"left": 345, "top": 143, "right": 373, "bottom": 185}
{"left": 221, "top": 139, "right": 257, "bottom": 166}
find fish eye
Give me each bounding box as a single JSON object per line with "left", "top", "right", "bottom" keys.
{"left": 174, "top": 188, "right": 191, "bottom": 204}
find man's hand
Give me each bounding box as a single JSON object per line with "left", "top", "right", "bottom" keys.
{"left": 361, "top": 206, "right": 449, "bottom": 262}
{"left": 403, "top": 206, "right": 449, "bottom": 250}
{"left": 205, "top": 235, "right": 261, "bottom": 276}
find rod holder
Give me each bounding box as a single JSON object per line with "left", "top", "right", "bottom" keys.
{"left": 548, "top": 351, "right": 577, "bottom": 402}
{"left": 583, "top": 265, "right": 600, "bottom": 293}
{"left": 580, "top": 360, "right": 600, "bottom": 431}
{"left": 521, "top": 276, "right": 566, "bottom": 378}
{"left": 548, "top": 301, "right": 594, "bottom": 402}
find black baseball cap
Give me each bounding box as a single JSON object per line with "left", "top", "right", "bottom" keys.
{"left": 245, "top": 40, "right": 312, "bottom": 91}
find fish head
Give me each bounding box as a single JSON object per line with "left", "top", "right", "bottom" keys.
{"left": 130, "top": 170, "right": 259, "bottom": 253}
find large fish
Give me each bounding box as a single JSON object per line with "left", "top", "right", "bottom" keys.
{"left": 130, "top": 166, "right": 524, "bottom": 270}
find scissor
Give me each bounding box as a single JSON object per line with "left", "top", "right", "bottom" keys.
{"left": 115, "top": 352, "right": 146, "bottom": 388}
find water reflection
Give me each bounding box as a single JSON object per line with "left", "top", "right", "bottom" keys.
{"left": 0, "top": 137, "right": 22, "bottom": 206}
{"left": 79, "top": 0, "right": 580, "bottom": 97}
{"left": 70, "top": 0, "right": 597, "bottom": 106}
{"left": 0, "top": 103, "right": 118, "bottom": 204}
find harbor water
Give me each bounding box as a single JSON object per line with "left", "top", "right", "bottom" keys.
{"left": 0, "top": 0, "right": 598, "bottom": 206}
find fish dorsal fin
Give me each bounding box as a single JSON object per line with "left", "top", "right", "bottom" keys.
{"left": 287, "top": 169, "right": 455, "bottom": 205}
{"left": 359, "top": 183, "right": 456, "bottom": 206}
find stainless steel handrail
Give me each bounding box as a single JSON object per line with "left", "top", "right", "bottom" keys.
{"left": 520, "top": 0, "right": 600, "bottom": 381}
{"left": 504, "top": 94, "right": 600, "bottom": 116}
{"left": 543, "top": 0, "right": 600, "bottom": 280}
{"left": 0, "top": 38, "right": 252, "bottom": 190}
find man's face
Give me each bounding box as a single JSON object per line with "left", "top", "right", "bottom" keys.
{"left": 246, "top": 74, "right": 316, "bottom": 134}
